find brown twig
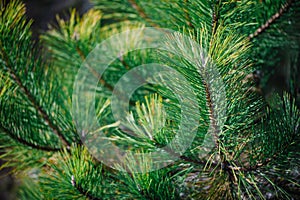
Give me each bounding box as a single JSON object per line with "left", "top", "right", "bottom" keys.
{"left": 248, "top": 0, "right": 294, "bottom": 40}
{"left": 76, "top": 46, "right": 139, "bottom": 107}
{"left": 76, "top": 46, "right": 114, "bottom": 91}
{"left": 118, "top": 55, "right": 150, "bottom": 89}
{"left": 127, "top": 0, "right": 160, "bottom": 28}
{"left": 204, "top": 82, "right": 220, "bottom": 149}
{"left": 183, "top": 0, "right": 196, "bottom": 31}
{"left": 0, "top": 43, "right": 71, "bottom": 148}
{"left": 211, "top": 0, "right": 220, "bottom": 36}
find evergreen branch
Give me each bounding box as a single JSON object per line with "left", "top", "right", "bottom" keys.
{"left": 1, "top": 1, "right": 299, "bottom": 198}
{"left": 248, "top": 0, "right": 294, "bottom": 40}
{"left": 0, "top": 125, "right": 61, "bottom": 152}
{"left": 203, "top": 67, "right": 238, "bottom": 194}
{"left": 71, "top": 175, "right": 102, "bottom": 200}
{"left": 0, "top": 43, "right": 71, "bottom": 148}
{"left": 127, "top": 0, "right": 159, "bottom": 28}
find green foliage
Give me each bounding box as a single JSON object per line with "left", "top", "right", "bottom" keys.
{"left": 0, "top": 0, "right": 299, "bottom": 199}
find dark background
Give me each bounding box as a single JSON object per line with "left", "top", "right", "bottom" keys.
{"left": 24, "top": 0, "right": 92, "bottom": 38}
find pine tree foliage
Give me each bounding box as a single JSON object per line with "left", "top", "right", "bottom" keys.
{"left": 0, "top": 0, "right": 300, "bottom": 199}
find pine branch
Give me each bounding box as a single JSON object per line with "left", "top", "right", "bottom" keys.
{"left": 248, "top": 0, "right": 294, "bottom": 40}
{"left": 0, "top": 42, "right": 71, "bottom": 149}
{"left": 71, "top": 175, "right": 102, "bottom": 200}
{"left": 0, "top": 125, "right": 61, "bottom": 152}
